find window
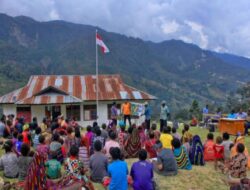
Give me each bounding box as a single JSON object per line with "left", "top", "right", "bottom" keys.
{"left": 16, "top": 107, "right": 31, "bottom": 112}
{"left": 66, "top": 105, "right": 80, "bottom": 121}
{"left": 84, "top": 105, "right": 97, "bottom": 121}
{"left": 107, "top": 104, "right": 121, "bottom": 119}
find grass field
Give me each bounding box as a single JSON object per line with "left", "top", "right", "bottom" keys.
{"left": 0, "top": 125, "right": 249, "bottom": 190}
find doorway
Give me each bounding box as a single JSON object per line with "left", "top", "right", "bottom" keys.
{"left": 45, "top": 105, "right": 61, "bottom": 120}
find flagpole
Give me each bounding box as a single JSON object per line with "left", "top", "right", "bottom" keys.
{"left": 96, "top": 29, "right": 99, "bottom": 123}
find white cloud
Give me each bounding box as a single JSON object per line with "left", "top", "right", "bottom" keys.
{"left": 161, "top": 20, "right": 180, "bottom": 34}
{"left": 179, "top": 36, "right": 193, "bottom": 44}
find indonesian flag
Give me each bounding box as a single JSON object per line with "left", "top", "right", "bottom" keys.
{"left": 96, "top": 33, "right": 110, "bottom": 53}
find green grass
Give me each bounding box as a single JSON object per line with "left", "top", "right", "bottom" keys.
{"left": 0, "top": 125, "right": 249, "bottom": 190}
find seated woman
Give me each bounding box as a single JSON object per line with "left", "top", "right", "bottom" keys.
{"left": 228, "top": 143, "right": 248, "bottom": 178}
{"left": 171, "top": 138, "right": 192, "bottom": 170}
{"left": 45, "top": 152, "right": 62, "bottom": 180}
{"left": 124, "top": 127, "right": 141, "bottom": 158}
{"left": 145, "top": 131, "right": 157, "bottom": 158}
{"left": 131, "top": 149, "right": 154, "bottom": 190}
{"left": 0, "top": 140, "right": 19, "bottom": 178}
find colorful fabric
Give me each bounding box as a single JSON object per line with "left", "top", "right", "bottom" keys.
{"left": 229, "top": 153, "right": 248, "bottom": 178}
{"left": 190, "top": 135, "right": 205, "bottom": 166}
{"left": 65, "top": 157, "right": 84, "bottom": 179}
{"left": 125, "top": 128, "right": 141, "bottom": 158}
{"left": 173, "top": 146, "right": 192, "bottom": 170}
{"left": 79, "top": 146, "right": 90, "bottom": 168}
{"left": 145, "top": 139, "right": 157, "bottom": 158}
{"left": 118, "top": 131, "right": 127, "bottom": 147}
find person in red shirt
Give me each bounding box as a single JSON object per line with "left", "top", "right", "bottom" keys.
{"left": 145, "top": 131, "right": 157, "bottom": 158}
{"left": 204, "top": 133, "right": 215, "bottom": 161}
{"left": 213, "top": 136, "right": 224, "bottom": 170}
{"left": 22, "top": 124, "right": 32, "bottom": 146}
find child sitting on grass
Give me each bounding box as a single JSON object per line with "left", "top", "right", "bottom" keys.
{"left": 213, "top": 136, "right": 224, "bottom": 170}
{"left": 0, "top": 140, "right": 18, "bottom": 178}
{"left": 204, "top": 133, "right": 215, "bottom": 161}
{"left": 45, "top": 152, "right": 62, "bottom": 179}
{"left": 18, "top": 143, "right": 33, "bottom": 181}
{"left": 37, "top": 135, "right": 49, "bottom": 156}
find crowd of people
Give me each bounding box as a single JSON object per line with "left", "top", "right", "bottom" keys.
{"left": 0, "top": 103, "right": 249, "bottom": 189}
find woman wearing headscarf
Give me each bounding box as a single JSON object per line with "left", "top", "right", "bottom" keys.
{"left": 124, "top": 127, "right": 141, "bottom": 158}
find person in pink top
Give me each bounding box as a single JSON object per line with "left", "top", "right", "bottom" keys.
{"left": 85, "top": 125, "right": 94, "bottom": 148}
{"left": 103, "top": 131, "right": 120, "bottom": 158}
{"left": 204, "top": 133, "right": 215, "bottom": 161}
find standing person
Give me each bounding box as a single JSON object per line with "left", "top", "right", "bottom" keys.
{"left": 111, "top": 102, "right": 118, "bottom": 126}
{"left": 160, "top": 101, "right": 170, "bottom": 132}
{"left": 130, "top": 149, "right": 154, "bottom": 190}
{"left": 236, "top": 108, "right": 247, "bottom": 119}
{"left": 144, "top": 102, "right": 151, "bottom": 131}
{"left": 122, "top": 101, "right": 132, "bottom": 127}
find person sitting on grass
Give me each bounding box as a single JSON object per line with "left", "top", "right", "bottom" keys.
{"left": 118, "top": 125, "right": 127, "bottom": 150}
{"left": 152, "top": 140, "right": 178, "bottom": 176}
{"left": 145, "top": 131, "right": 157, "bottom": 158}
{"left": 124, "top": 127, "right": 141, "bottom": 158}
{"left": 172, "top": 127, "right": 181, "bottom": 141}
{"left": 45, "top": 152, "right": 62, "bottom": 180}
{"left": 90, "top": 140, "right": 108, "bottom": 183}
{"left": 65, "top": 145, "right": 87, "bottom": 180}
{"left": 228, "top": 143, "right": 248, "bottom": 178}
{"left": 204, "top": 133, "right": 215, "bottom": 161}
{"left": 79, "top": 136, "right": 90, "bottom": 168}
{"left": 0, "top": 140, "right": 18, "bottom": 178}
{"left": 183, "top": 137, "right": 191, "bottom": 155}
{"left": 221, "top": 132, "right": 233, "bottom": 161}
{"left": 130, "top": 149, "right": 154, "bottom": 190}
{"left": 18, "top": 143, "right": 33, "bottom": 181}
{"left": 33, "top": 127, "right": 42, "bottom": 149}
{"left": 182, "top": 124, "right": 193, "bottom": 144}
{"left": 171, "top": 138, "right": 192, "bottom": 170}
{"left": 106, "top": 147, "right": 130, "bottom": 190}
{"left": 190, "top": 116, "right": 198, "bottom": 127}
{"left": 160, "top": 126, "right": 173, "bottom": 149}
{"left": 151, "top": 123, "right": 160, "bottom": 140}
{"left": 213, "top": 136, "right": 224, "bottom": 170}
{"left": 104, "top": 131, "right": 120, "bottom": 159}
{"left": 36, "top": 135, "right": 49, "bottom": 156}
{"left": 91, "top": 127, "right": 105, "bottom": 155}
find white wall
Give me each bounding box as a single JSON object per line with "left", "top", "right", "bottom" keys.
{"left": 2, "top": 104, "right": 16, "bottom": 116}
{"left": 31, "top": 105, "right": 45, "bottom": 124}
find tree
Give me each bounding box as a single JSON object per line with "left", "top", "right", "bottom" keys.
{"left": 189, "top": 99, "right": 202, "bottom": 120}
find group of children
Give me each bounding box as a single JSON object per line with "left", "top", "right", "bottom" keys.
{"left": 0, "top": 113, "right": 249, "bottom": 190}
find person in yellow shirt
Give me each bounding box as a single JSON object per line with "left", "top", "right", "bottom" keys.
{"left": 160, "top": 126, "right": 173, "bottom": 149}
{"left": 121, "top": 101, "right": 131, "bottom": 127}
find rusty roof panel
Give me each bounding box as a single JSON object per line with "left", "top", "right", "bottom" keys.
{"left": 0, "top": 75, "right": 156, "bottom": 104}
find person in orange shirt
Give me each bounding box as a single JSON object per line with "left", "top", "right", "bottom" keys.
{"left": 122, "top": 101, "right": 132, "bottom": 127}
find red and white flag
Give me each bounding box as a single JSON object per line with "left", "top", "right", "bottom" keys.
{"left": 96, "top": 33, "right": 110, "bottom": 53}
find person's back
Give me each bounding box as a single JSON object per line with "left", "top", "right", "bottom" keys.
{"left": 157, "top": 148, "right": 177, "bottom": 176}
{"left": 145, "top": 132, "right": 157, "bottom": 158}
{"left": 221, "top": 132, "right": 233, "bottom": 160}
{"left": 108, "top": 147, "right": 128, "bottom": 190}
{"left": 90, "top": 140, "right": 108, "bottom": 182}
{"left": 131, "top": 150, "right": 154, "bottom": 190}
{"left": 160, "top": 127, "right": 173, "bottom": 149}
{"left": 0, "top": 141, "right": 19, "bottom": 178}
{"left": 45, "top": 154, "right": 61, "bottom": 179}
{"left": 204, "top": 134, "right": 215, "bottom": 161}
{"left": 18, "top": 143, "right": 33, "bottom": 181}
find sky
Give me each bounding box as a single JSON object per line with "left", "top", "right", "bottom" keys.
{"left": 0, "top": 0, "right": 250, "bottom": 57}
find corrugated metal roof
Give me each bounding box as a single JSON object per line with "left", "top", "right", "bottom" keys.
{"left": 0, "top": 75, "right": 156, "bottom": 105}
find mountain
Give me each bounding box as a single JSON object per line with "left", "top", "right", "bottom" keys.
{"left": 212, "top": 52, "right": 250, "bottom": 70}
{"left": 0, "top": 13, "right": 249, "bottom": 114}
